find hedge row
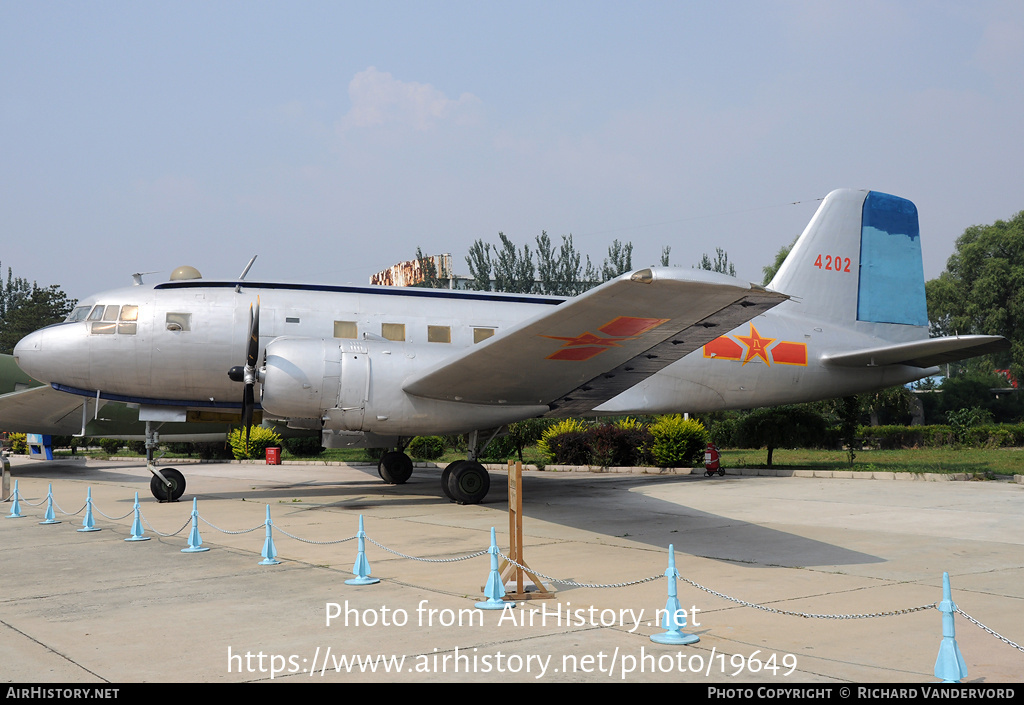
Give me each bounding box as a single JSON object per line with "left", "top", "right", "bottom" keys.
{"left": 856, "top": 423, "right": 1024, "bottom": 449}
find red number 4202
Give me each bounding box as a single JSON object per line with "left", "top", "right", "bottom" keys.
{"left": 814, "top": 254, "right": 851, "bottom": 272}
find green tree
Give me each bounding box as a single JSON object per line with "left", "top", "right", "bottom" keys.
{"left": 493, "top": 232, "right": 535, "bottom": 294}
{"left": 762, "top": 237, "right": 797, "bottom": 286}
{"left": 0, "top": 263, "right": 32, "bottom": 324}
{"left": 601, "top": 239, "right": 633, "bottom": 281}
{"left": 0, "top": 283, "right": 76, "bottom": 354}
{"left": 926, "top": 211, "right": 1024, "bottom": 381}
{"left": 412, "top": 247, "right": 444, "bottom": 289}
{"left": 735, "top": 404, "right": 829, "bottom": 467}
{"left": 465, "top": 240, "right": 493, "bottom": 291}
{"left": 697, "top": 247, "right": 736, "bottom": 277}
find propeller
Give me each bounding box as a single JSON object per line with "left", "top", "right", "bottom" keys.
{"left": 228, "top": 297, "right": 260, "bottom": 445}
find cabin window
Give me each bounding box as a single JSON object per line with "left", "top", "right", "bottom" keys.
{"left": 334, "top": 321, "right": 357, "bottom": 339}
{"left": 166, "top": 312, "right": 191, "bottom": 332}
{"left": 87, "top": 306, "right": 106, "bottom": 321}
{"left": 118, "top": 305, "right": 138, "bottom": 335}
{"left": 91, "top": 321, "right": 117, "bottom": 335}
{"left": 473, "top": 327, "right": 495, "bottom": 344}
{"left": 101, "top": 305, "right": 120, "bottom": 321}
{"left": 427, "top": 325, "right": 451, "bottom": 343}
{"left": 285, "top": 316, "right": 300, "bottom": 324}
{"left": 381, "top": 323, "right": 405, "bottom": 341}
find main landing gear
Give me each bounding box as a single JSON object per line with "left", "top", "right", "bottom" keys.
{"left": 377, "top": 451, "right": 414, "bottom": 484}
{"left": 375, "top": 435, "right": 492, "bottom": 505}
{"left": 441, "top": 460, "right": 490, "bottom": 505}
{"left": 144, "top": 421, "right": 186, "bottom": 502}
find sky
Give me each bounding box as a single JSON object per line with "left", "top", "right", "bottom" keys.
{"left": 2, "top": 1, "right": 1023, "bottom": 302}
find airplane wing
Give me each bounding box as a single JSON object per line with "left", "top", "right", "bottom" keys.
{"left": 821, "top": 335, "right": 1009, "bottom": 369}
{"left": 403, "top": 267, "right": 788, "bottom": 415}
{"left": 0, "top": 384, "right": 90, "bottom": 435}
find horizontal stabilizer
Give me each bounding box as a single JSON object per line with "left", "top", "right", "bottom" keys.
{"left": 403, "top": 267, "right": 788, "bottom": 412}
{"left": 821, "top": 335, "right": 1009, "bottom": 369}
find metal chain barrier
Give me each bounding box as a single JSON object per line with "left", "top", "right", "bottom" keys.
{"left": 498, "top": 552, "right": 663, "bottom": 589}
{"left": 53, "top": 500, "right": 86, "bottom": 516}
{"left": 957, "top": 608, "right": 1024, "bottom": 652}
{"left": 95, "top": 507, "right": 134, "bottom": 521}
{"left": 14, "top": 483, "right": 1024, "bottom": 657}
{"left": 198, "top": 515, "right": 262, "bottom": 535}
{"left": 272, "top": 527, "right": 356, "bottom": 545}
{"left": 368, "top": 536, "right": 487, "bottom": 563}
{"left": 678, "top": 574, "right": 937, "bottom": 619}
{"left": 140, "top": 513, "right": 191, "bottom": 537}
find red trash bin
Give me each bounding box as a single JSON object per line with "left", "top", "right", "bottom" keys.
{"left": 266, "top": 447, "right": 281, "bottom": 465}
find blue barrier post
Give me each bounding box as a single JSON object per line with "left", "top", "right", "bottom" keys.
{"left": 345, "top": 514, "right": 379, "bottom": 585}
{"left": 6, "top": 480, "right": 23, "bottom": 518}
{"left": 476, "top": 527, "right": 512, "bottom": 610}
{"left": 651, "top": 544, "right": 699, "bottom": 645}
{"left": 77, "top": 487, "right": 101, "bottom": 532}
{"left": 934, "top": 572, "right": 967, "bottom": 683}
{"left": 259, "top": 505, "right": 280, "bottom": 565}
{"left": 181, "top": 497, "right": 210, "bottom": 553}
{"left": 125, "top": 492, "right": 150, "bottom": 542}
{"left": 40, "top": 483, "right": 60, "bottom": 525}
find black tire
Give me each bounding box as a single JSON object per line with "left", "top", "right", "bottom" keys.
{"left": 441, "top": 460, "right": 466, "bottom": 501}
{"left": 446, "top": 461, "right": 490, "bottom": 505}
{"left": 150, "top": 467, "right": 186, "bottom": 502}
{"left": 378, "top": 451, "right": 413, "bottom": 484}
{"left": 718, "top": 468, "right": 725, "bottom": 476}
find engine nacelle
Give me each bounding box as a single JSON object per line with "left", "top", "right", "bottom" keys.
{"left": 259, "top": 337, "right": 343, "bottom": 420}
{"left": 259, "top": 336, "right": 548, "bottom": 436}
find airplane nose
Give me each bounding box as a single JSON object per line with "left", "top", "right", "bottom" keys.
{"left": 13, "top": 329, "right": 49, "bottom": 380}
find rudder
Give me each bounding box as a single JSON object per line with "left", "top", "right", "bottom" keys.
{"left": 769, "top": 189, "right": 927, "bottom": 337}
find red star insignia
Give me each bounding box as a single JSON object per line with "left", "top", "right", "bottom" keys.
{"left": 735, "top": 324, "right": 776, "bottom": 365}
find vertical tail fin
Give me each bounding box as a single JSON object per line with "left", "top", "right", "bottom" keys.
{"left": 769, "top": 189, "right": 928, "bottom": 340}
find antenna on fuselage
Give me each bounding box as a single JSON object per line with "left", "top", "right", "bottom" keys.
{"left": 236, "top": 255, "right": 258, "bottom": 293}
{"left": 131, "top": 271, "right": 159, "bottom": 286}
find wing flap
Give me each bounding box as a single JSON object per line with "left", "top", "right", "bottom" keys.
{"left": 403, "top": 267, "right": 788, "bottom": 408}
{"left": 821, "top": 335, "right": 1009, "bottom": 369}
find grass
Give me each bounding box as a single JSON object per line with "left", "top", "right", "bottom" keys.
{"left": 723, "top": 447, "right": 1023, "bottom": 476}
{"left": 50, "top": 444, "right": 1022, "bottom": 476}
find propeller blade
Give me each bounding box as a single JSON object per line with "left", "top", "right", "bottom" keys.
{"left": 241, "top": 297, "right": 261, "bottom": 446}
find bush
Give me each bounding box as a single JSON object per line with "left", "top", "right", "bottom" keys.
{"left": 228, "top": 426, "right": 283, "bottom": 460}
{"left": 407, "top": 436, "right": 446, "bottom": 460}
{"left": 589, "top": 421, "right": 653, "bottom": 466}
{"left": 6, "top": 433, "right": 27, "bottom": 454}
{"left": 538, "top": 419, "right": 590, "bottom": 463}
{"left": 649, "top": 415, "right": 708, "bottom": 467}
{"left": 282, "top": 435, "right": 324, "bottom": 457}
{"left": 97, "top": 438, "right": 124, "bottom": 455}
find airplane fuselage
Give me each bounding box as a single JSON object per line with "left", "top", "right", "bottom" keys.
{"left": 13, "top": 276, "right": 934, "bottom": 441}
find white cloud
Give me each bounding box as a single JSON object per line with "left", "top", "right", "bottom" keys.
{"left": 337, "top": 66, "right": 482, "bottom": 132}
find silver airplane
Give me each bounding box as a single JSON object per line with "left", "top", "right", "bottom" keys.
{"left": 10, "top": 189, "right": 1007, "bottom": 504}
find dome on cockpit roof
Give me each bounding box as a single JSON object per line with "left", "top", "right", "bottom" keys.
{"left": 170, "top": 265, "right": 202, "bottom": 281}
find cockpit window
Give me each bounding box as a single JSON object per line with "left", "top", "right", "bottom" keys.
{"left": 119, "top": 305, "right": 139, "bottom": 335}
{"left": 85, "top": 304, "right": 139, "bottom": 335}
{"left": 65, "top": 306, "right": 92, "bottom": 323}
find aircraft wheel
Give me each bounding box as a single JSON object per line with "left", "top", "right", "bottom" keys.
{"left": 441, "top": 460, "right": 467, "bottom": 501}
{"left": 446, "top": 461, "right": 490, "bottom": 505}
{"left": 378, "top": 451, "right": 413, "bottom": 484}
{"left": 150, "top": 468, "right": 186, "bottom": 502}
